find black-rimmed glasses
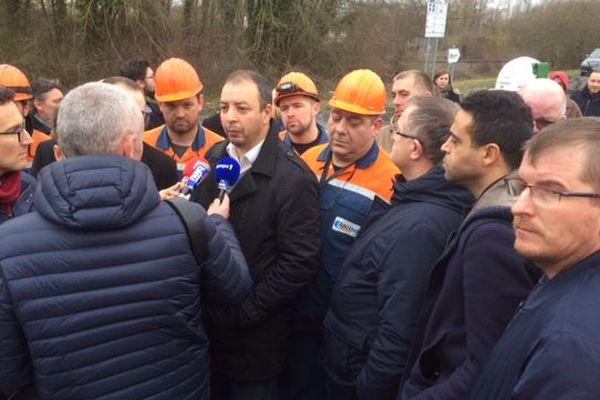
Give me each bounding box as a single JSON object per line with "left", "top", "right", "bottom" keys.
{"left": 505, "top": 177, "right": 600, "bottom": 207}
{"left": 0, "top": 121, "right": 28, "bottom": 143}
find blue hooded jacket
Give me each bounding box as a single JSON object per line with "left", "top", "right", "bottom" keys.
{"left": 323, "top": 165, "right": 473, "bottom": 399}
{"left": 0, "top": 155, "right": 251, "bottom": 400}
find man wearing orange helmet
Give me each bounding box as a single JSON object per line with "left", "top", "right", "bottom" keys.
{"left": 291, "top": 69, "right": 399, "bottom": 399}
{"left": 0, "top": 64, "right": 52, "bottom": 168}
{"left": 274, "top": 72, "right": 328, "bottom": 155}
{"left": 0, "top": 86, "right": 34, "bottom": 225}
{"left": 143, "top": 58, "right": 223, "bottom": 176}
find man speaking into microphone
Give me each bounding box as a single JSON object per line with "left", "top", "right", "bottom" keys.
{"left": 193, "top": 70, "right": 321, "bottom": 399}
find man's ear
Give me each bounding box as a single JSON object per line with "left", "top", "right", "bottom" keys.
{"left": 33, "top": 98, "right": 43, "bottom": 112}
{"left": 410, "top": 138, "right": 424, "bottom": 161}
{"left": 371, "top": 117, "right": 384, "bottom": 138}
{"left": 120, "top": 133, "right": 141, "bottom": 160}
{"left": 263, "top": 103, "right": 273, "bottom": 124}
{"left": 53, "top": 144, "right": 65, "bottom": 161}
{"left": 481, "top": 143, "right": 501, "bottom": 167}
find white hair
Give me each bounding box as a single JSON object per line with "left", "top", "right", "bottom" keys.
{"left": 519, "top": 78, "right": 567, "bottom": 118}
{"left": 57, "top": 82, "right": 144, "bottom": 157}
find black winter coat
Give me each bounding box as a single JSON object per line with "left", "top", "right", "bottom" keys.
{"left": 399, "top": 179, "right": 541, "bottom": 400}
{"left": 194, "top": 125, "right": 321, "bottom": 382}
{"left": 571, "top": 87, "right": 600, "bottom": 117}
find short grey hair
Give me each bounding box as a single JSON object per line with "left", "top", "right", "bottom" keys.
{"left": 403, "top": 96, "right": 459, "bottom": 163}
{"left": 392, "top": 70, "right": 434, "bottom": 95}
{"left": 57, "top": 82, "right": 143, "bottom": 157}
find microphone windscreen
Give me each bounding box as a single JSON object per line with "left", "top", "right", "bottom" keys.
{"left": 185, "top": 158, "right": 211, "bottom": 191}
{"left": 215, "top": 157, "right": 241, "bottom": 187}
{"left": 182, "top": 158, "right": 198, "bottom": 178}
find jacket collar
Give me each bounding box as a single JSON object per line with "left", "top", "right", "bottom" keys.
{"left": 523, "top": 250, "right": 600, "bottom": 311}
{"left": 316, "top": 140, "right": 380, "bottom": 170}
{"left": 281, "top": 122, "right": 329, "bottom": 149}
{"left": 211, "top": 122, "right": 280, "bottom": 201}
{"left": 155, "top": 123, "right": 206, "bottom": 152}
{"left": 468, "top": 175, "right": 515, "bottom": 218}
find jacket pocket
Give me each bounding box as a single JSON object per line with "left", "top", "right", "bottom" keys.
{"left": 323, "top": 324, "right": 369, "bottom": 385}
{"left": 418, "top": 332, "right": 447, "bottom": 383}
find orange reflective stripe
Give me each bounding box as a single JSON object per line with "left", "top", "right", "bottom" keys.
{"left": 143, "top": 125, "right": 224, "bottom": 164}
{"left": 26, "top": 130, "right": 52, "bottom": 162}
{"left": 302, "top": 143, "right": 398, "bottom": 201}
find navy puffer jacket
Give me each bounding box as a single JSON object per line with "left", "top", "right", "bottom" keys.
{"left": 0, "top": 155, "right": 251, "bottom": 399}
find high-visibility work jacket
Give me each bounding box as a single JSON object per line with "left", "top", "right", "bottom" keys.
{"left": 143, "top": 124, "right": 224, "bottom": 176}
{"left": 299, "top": 142, "right": 399, "bottom": 318}
{"left": 26, "top": 129, "right": 52, "bottom": 168}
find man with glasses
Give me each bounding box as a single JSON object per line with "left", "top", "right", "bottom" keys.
{"left": 291, "top": 69, "right": 399, "bottom": 399}
{"left": 322, "top": 97, "right": 473, "bottom": 399}
{"left": 519, "top": 78, "right": 567, "bottom": 134}
{"left": 274, "top": 72, "right": 328, "bottom": 155}
{"left": 467, "top": 118, "right": 600, "bottom": 399}
{"left": 0, "top": 86, "right": 34, "bottom": 224}
{"left": 399, "top": 90, "right": 540, "bottom": 400}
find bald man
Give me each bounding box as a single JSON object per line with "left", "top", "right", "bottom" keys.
{"left": 519, "top": 79, "right": 566, "bottom": 134}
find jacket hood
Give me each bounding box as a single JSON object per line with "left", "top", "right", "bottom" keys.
{"left": 35, "top": 155, "right": 161, "bottom": 230}
{"left": 392, "top": 164, "right": 473, "bottom": 214}
{"left": 549, "top": 71, "right": 569, "bottom": 91}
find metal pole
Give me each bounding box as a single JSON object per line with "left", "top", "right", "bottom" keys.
{"left": 432, "top": 38, "right": 439, "bottom": 77}
{"left": 424, "top": 38, "right": 430, "bottom": 73}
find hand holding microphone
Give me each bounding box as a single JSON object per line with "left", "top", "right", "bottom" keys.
{"left": 159, "top": 157, "right": 211, "bottom": 201}
{"left": 206, "top": 157, "right": 241, "bottom": 219}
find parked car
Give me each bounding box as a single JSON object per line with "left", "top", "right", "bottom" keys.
{"left": 581, "top": 48, "right": 600, "bottom": 76}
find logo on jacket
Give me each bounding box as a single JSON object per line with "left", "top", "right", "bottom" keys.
{"left": 332, "top": 216, "right": 361, "bottom": 238}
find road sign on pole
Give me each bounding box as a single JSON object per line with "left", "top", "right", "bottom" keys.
{"left": 447, "top": 47, "right": 461, "bottom": 64}
{"left": 425, "top": 0, "right": 448, "bottom": 39}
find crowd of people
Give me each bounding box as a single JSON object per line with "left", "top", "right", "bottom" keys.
{"left": 0, "top": 56, "right": 600, "bottom": 400}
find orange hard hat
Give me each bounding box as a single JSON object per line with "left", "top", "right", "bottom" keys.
{"left": 0, "top": 64, "right": 32, "bottom": 101}
{"left": 274, "top": 72, "right": 319, "bottom": 106}
{"left": 329, "top": 69, "right": 386, "bottom": 115}
{"left": 154, "top": 58, "right": 203, "bottom": 102}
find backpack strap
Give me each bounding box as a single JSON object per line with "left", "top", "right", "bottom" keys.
{"left": 166, "top": 197, "right": 208, "bottom": 269}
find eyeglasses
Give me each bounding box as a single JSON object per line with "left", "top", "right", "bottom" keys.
{"left": 505, "top": 177, "right": 600, "bottom": 207}
{"left": 0, "top": 121, "right": 29, "bottom": 143}
{"left": 276, "top": 82, "right": 305, "bottom": 95}
{"left": 391, "top": 127, "right": 420, "bottom": 141}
